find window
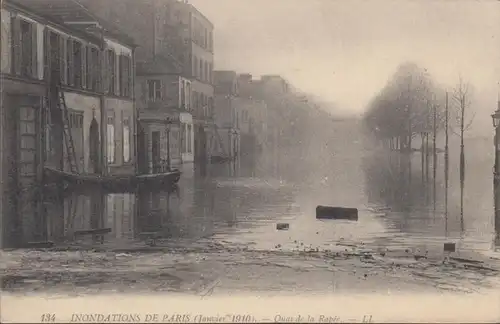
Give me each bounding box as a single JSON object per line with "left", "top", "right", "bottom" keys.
{"left": 209, "top": 31, "right": 213, "bottom": 51}
{"left": 208, "top": 63, "right": 213, "bottom": 83}
{"left": 20, "top": 20, "right": 33, "bottom": 77}
{"left": 181, "top": 123, "right": 186, "bottom": 154}
{"left": 107, "top": 49, "right": 116, "bottom": 94}
{"left": 48, "top": 31, "right": 64, "bottom": 84}
{"left": 204, "top": 63, "right": 208, "bottom": 83}
{"left": 123, "top": 117, "right": 131, "bottom": 163}
{"left": 187, "top": 124, "right": 192, "bottom": 153}
{"left": 68, "top": 110, "right": 84, "bottom": 171}
{"left": 66, "top": 39, "right": 73, "bottom": 85}
{"left": 148, "top": 80, "right": 162, "bottom": 101}
{"left": 199, "top": 60, "right": 203, "bottom": 80}
{"left": 119, "top": 55, "right": 131, "bottom": 97}
{"left": 72, "top": 41, "right": 84, "bottom": 88}
{"left": 204, "top": 28, "right": 207, "bottom": 48}
{"left": 192, "top": 91, "right": 198, "bottom": 111}
{"left": 193, "top": 56, "right": 198, "bottom": 78}
{"left": 185, "top": 82, "right": 191, "bottom": 111}
{"left": 86, "top": 46, "right": 99, "bottom": 91}
{"left": 180, "top": 81, "right": 186, "bottom": 109}
{"left": 208, "top": 97, "right": 213, "bottom": 118}
{"left": 11, "top": 18, "right": 36, "bottom": 77}
{"left": 107, "top": 116, "right": 115, "bottom": 164}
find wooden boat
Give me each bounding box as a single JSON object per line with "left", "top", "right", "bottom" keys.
{"left": 43, "top": 167, "right": 181, "bottom": 193}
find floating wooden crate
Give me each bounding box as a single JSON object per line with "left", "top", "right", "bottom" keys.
{"left": 316, "top": 206, "right": 358, "bottom": 221}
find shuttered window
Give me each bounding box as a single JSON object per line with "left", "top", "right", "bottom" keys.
{"left": 86, "top": 46, "right": 99, "bottom": 91}
{"left": 123, "top": 117, "right": 131, "bottom": 163}
{"left": 72, "top": 41, "right": 83, "bottom": 88}
{"left": 106, "top": 49, "right": 116, "bottom": 95}
{"left": 11, "top": 17, "right": 37, "bottom": 78}
{"left": 107, "top": 115, "right": 115, "bottom": 164}
{"left": 118, "top": 54, "right": 131, "bottom": 97}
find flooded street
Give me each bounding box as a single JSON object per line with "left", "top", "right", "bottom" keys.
{"left": 2, "top": 119, "right": 500, "bottom": 296}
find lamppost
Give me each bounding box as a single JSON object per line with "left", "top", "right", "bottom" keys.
{"left": 491, "top": 104, "right": 500, "bottom": 246}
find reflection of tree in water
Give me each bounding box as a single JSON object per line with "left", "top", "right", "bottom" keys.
{"left": 363, "top": 149, "right": 446, "bottom": 234}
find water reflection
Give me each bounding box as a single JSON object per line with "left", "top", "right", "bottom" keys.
{"left": 3, "top": 124, "right": 499, "bottom": 257}
{"left": 363, "top": 135, "right": 498, "bottom": 254}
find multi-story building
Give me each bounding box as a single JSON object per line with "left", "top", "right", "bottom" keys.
{"left": 135, "top": 57, "right": 193, "bottom": 173}
{"left": 236, "top": 74, "right": 268, "bottom": 150}
{"left": 213, "top": 70, "right": 240, "bottom": 160}
{"left": 166, "top": 0, "right": 215, "bottom": 164}
{"left": 1, "top": 0, "right": 136, "bottom": 247}
{"left": 77, "top": 0, "right": 197, "bottom": 171}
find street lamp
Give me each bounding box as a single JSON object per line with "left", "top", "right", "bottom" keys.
{"left": 492, "top": 109, "right": 500, "bottom": 128}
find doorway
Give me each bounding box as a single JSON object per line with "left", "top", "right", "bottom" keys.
{"left": 151, "top": 131, "right": 161, "bottom": 174}
{"left": 137, "top": 122, "right": 148, "bottom": 174}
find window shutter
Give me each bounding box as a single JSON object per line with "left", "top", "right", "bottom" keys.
{"left": 119, "top": 55, "right": 123, "bottom": 96}
{"left": 81, "top": 45, "right": 87, "bottom": 89}
{"left": 11, "top": 15, "right": 21, "bottom": 75}
{"left": 128, "top": 56, "right": 132, "bottom": 98}
{"left": 102, "top": 49, "right": 109, "bottom": 93}
{"left": 42, "top": 27, "right": 50, "bottom": 80}
{"left": 31, "top": 24, "right": 38, "bottom": 79}
{"left": 66, "top": 39, "right": 74, "bottom": 86}
{"left": 95, "top": 49, "right": 101, "bottom": 92}
{"left": 86, "top": 46, "right": 91, "bottom": 89}
{"left": 59, "top": 35, "right": 66, "bottom": 84}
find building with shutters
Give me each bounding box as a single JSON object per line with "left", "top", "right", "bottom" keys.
{"left": 70, "top": 0, "right": 197, "bottom": 172}
{"left": 0, "top": 0, "right": 136, "bottom": 247}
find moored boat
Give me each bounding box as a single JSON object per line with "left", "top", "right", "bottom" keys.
{"left": 43, "top": 167, "right": 181, "bottom": 193}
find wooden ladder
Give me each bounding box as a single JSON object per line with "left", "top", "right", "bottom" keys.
{"left": 55, "top": 88, "right": 79, "bottom": 174}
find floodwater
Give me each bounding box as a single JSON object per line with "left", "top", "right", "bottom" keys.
{"left": 2, "top": 118, "right": 500, "bottom": 295}
{"left": 39, "top": 119, "right": 497, "bottom": 256}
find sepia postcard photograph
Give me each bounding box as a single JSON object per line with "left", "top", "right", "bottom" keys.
{"left": 0, "top": 0, "right": 499, "bottom": 322}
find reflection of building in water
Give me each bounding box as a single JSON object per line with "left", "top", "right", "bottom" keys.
{"left": 106, "top": 193, "right": 135, "bottom": 241}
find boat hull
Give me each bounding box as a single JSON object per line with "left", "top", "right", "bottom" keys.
{"left": 43, "top": 167, "right": 181, "bottom": 193}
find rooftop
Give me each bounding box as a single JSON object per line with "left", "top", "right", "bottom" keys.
{"left": 11, "top": 0, "right": 137, "bottom": 47}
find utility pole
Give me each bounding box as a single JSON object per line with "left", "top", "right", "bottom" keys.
{"left": 433, "top": 100, "right": 437, "bottom": 212}
{"left": 459, "top": 93, "right": 465, "bottom": 233}
{"left": 444, "top": 91, "right": 449, "bottom": 233}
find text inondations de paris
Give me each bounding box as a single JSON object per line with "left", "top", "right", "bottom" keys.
{"left": 67, "top": 313, "right": 374, "bottom": 323}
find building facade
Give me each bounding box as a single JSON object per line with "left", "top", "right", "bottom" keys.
{"left": 167, "top": 0, "right": 215, "bottom": 164}
{"left": 213, "top": 71, "right": 240, "bottom": 160}
{"left": 77, "top": 0, "right": 196, "bottom": 170}
{"left": 0, "top": 0, "right": 136, "bottom": 247}
{"left": 135, "top": 59, "right": 194, "bottom": 173}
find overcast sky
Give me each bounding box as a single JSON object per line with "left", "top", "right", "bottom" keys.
{"left": 191, "top": 0, "right": 499, "bottom": 132}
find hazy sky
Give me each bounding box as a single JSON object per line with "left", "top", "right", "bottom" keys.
{"left": 191, "top": 0, "right": 499, "bottom": 132}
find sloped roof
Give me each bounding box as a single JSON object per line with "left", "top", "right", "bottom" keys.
{"left": 11, "top": 0, "right": 136, "bottom": 47}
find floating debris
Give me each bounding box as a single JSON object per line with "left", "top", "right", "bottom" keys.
{"left": 316, "top": 206, "right": 358, "bottom": 221}
{"left": 276, "top": 223, "right": 289, "bottom": 230}
{"left": 444, "top": 243, "right": 456, "bottom": 253}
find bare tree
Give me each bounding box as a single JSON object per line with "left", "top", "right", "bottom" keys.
{"left": 450, "top": 76, "right": 476, "bottom": 232}
{"left": 364, "top": 62, "right": 445, "bottom": 151}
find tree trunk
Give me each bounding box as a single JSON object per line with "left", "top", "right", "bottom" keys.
{"left": 460, "top": 96, "right": 465, "bottom": 234}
